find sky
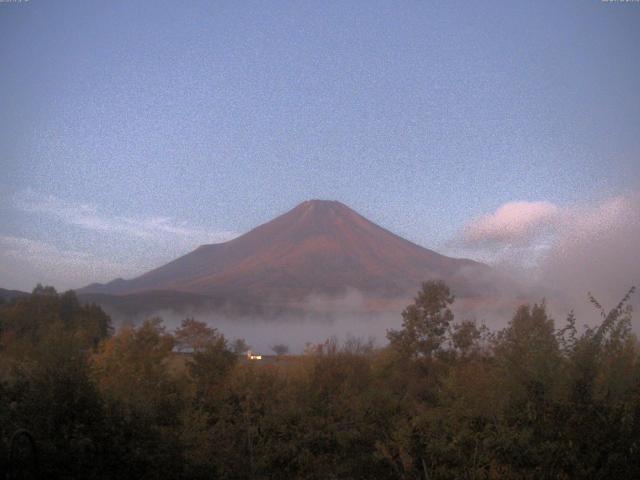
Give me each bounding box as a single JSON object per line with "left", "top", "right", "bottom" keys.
{"left": 1, "top": 0, "right": 639, "bottom": 304}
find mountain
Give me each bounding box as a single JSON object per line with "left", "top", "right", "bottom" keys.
{"left": 0, "top": 288, "right": 29, "bottom": 302}
{"left": 78, "top": 200, "right": 493, "bottom": 313}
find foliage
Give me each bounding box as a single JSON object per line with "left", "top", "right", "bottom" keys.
{"left": 0, "top": 287, "right": 111, "bottom": 479}
{"left": 174, "top": 318, "right": 222, "bottom": 353}
{"left": 1, "top": 283, "right": 638, "bottom": 479}
{"left": 387, "top": 280, "right": 455, "bottom": 359}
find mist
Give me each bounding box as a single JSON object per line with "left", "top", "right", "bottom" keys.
{"left": 102, "top": 287, "right": 536, "bottom": 354}
{"left": 102, "top": 289, "right": 404, "bottom": 354}
{"left": 538, "top": 192, "right": 640, "bottom": 320}
{"left": 456, "top": 190, "right": 640, "bottom": 331}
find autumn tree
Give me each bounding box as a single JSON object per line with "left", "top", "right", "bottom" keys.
{"left": 91, "top": 318, "right": 184, "bottom": 478}
{"left": 0, "top": 286, "right": 112, "bottom": 479}
{"left": 187, "top": 332, "right": 237, "bottom": 400}
{"left": 174, "top": 317, "right": 221, "bottom": 353}
{"left": 0, "top": 286, "right": 111, "bottom": 353}
{"left": 387, "top": 280, "right": 455, "bottom": 359}
{"left": 488, "top": 302, "right": 565, "bottom": 477}
{"left": 1, "top": 282, "right": 638, "bottom": 479}
{"left": 557, "top": 287, "right": 640, "bottom": 479}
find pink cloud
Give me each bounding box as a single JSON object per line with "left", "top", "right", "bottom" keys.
{"left": 463, "top": 201, "right": 560, "bottom": 247}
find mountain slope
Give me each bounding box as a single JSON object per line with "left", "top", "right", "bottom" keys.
{"left": 0, "top": 288, "right": 30, "bottom": 302}
{"left": 79, "top": 200, "right": 492, "bottom": 302}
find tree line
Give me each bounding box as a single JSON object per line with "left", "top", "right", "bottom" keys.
{"left": 0, "top": 281, "right": 638, "bottom": 479}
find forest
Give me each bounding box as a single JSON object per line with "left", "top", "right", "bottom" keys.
{"left": 0, "top": 281, "right": 638, "bottom": 480}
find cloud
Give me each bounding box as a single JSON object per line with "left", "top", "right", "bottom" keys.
{"left": 0, "top": 235, "right": 139, "bottom": 290}
{"left": 538, "top": 193, "right": 640, "bottom": 311}
{"left": 455, "top": 192, "right": 640, "bottom": 321}
{"left": 1, "top": 190, "right": 240, "bottom": 290}
{"left": 462, "top": 201, "right": 560, "bottom": 247}
{"left": 14, "top": 189, "right": 238, "bottom": 244}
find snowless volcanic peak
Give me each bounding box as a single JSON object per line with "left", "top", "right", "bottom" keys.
{"left": 79, "top": 200, "right": 491, "bottom": 301}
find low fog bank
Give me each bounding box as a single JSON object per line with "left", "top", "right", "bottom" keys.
{"left": 102, "top": 284, "right": 636, "bottom": 355}
{"left": 103, "top": 288, "right": 535, "bottom": 355}
{"left": 165, "top": 311, "right": 398, "bottom": 354}
{"left": 98, "top": 263, "right": 638, "bottom": 356}
{"left": 104, "top": 289, "right": 403, "bottom": 354}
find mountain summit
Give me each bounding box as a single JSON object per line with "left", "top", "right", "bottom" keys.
{"left": 80, "top": 200, "right": 490, "bottom": 303}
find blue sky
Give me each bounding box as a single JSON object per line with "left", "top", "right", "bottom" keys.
{"left": 1, "top": 0, "right": 639, "bottom": 291}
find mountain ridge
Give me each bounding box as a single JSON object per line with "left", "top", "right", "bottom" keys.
{"left": 78, "top": 200, "right": 492, "bottom": 304}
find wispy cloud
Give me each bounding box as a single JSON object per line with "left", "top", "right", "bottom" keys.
{"left": 1, "top": 190, "right": 240, "bottom": 290}
{"left": 14, "top": 189, "right": 238, "bottom": 244}
{"left": 0, "top": 235, "right": 139, "bottom": 290}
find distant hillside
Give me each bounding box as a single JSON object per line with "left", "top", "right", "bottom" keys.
{"left": 76, "top": 289, "right": 267, "bottom": 320}
{"left": 0, "top": 288, "right": 29, "bottom": 302}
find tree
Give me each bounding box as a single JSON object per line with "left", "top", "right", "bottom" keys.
{"left": 557, "top": 287, "right": 639, "bottom": 478}
{"left": 90, "top": 317, "right": 184, "bottom": 478}
{"left": 188, "top": 334, "right": 237, "bottom": 400}
{"left": 0, "top": 287, "right": 112, "bottom": 479}
{"left": 387, "top": 280, "right": 455, "bottom": 359}
{"left": 92, "top": 318, "right": 175, "bottom": 407}
{"left": 11, "top": 324, "right": 106, "bottom": 479}
{"left": 174, "top": 318, "right": 221, "bottom": 353}
{"left": 494, "top": 302, "right": 560, "bottom": 390}
{"left": 231, "top": 338, "right": 250, "bottom": 355}
{"left": 271, "top": 343, "right": 289, "bottom": 356}
{"left": 450, "top": 320, "right": 486, "bottom": 359}
{"left": 0, "top": 287, "right": 111, "bottom": 353}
